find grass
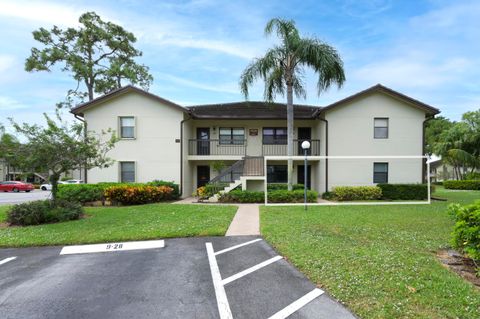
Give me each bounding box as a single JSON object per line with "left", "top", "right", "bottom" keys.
{"left": 261, "top": 187, "right": 480, "bottom": 319}
{"left": 0, "top": 203, "right": 237, "bottom": 247}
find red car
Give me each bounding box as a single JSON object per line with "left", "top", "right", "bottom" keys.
{"left": 0, "top": 181, "right": 35, "bottom": 192}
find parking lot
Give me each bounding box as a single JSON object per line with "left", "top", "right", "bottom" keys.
{"left": 0, "top": 190, "right": 50, "bottom": 205}
{"left": 0, "top": 236, "right": 355, "bottom": 319}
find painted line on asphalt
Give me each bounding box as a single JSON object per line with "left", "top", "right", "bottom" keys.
{"left": 222, "top": 256, "right": 283, "bottom": 285}
{"left": 214, "top": 238, "right": 262, "bottom": 256}
{"left": 60, "top": 240, "right": 165, "bottom": 255}
{"left": 267, "top": 288, "right": 324, "bottom": 319}
{"left": 0, "top": 257, "right": 17, "bottom": 265}
{"left": 206, "top": 242, "right": 233, "bottom": 319}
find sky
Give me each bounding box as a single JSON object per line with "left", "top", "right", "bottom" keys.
{"left": 0, "top": 0, "right": 479, "bottom": 132}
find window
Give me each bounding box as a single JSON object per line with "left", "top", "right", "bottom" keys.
{"left": 120, "top": 162, "right": 135, "bottom": 183}
{"left": 263, "top": 128, "right": 287, "bottom": 145}
{"left": 267, "top": 165, "right": 287, "bottom": 183}
{"left": 374, "top": 118, "right": 388, "bottom": 139}
{"left": 373, "top": 162, "right": 388, "bottom": 183}
{"left": 219, "top": 128, "right": 245, "bottom": 145}
{"left": 120, "top": 117, "right": 135, "bottom": 138}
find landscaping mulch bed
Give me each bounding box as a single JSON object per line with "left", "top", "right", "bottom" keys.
{"left": 437, "top": 249, "right": 480, "bottom": 288}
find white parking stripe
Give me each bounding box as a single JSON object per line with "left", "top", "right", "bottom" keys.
{"left": 214, "top": 238, "right": 262, "bottom": 256}
{"left": 267, "top": 288, "right": 324, "bottom": 319}
{"left": 206, "top": 242, "right": 233, "bottom": 319}
{"left": 60, "top": 240, "right": 165, "bottom": 255}
{"left": 0, "top": 257, "right": 17, "bottom": 265}
{"left": 222, "top": 256, "right": 283, "bottom": 285}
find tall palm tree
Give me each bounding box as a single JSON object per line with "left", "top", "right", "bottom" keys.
{"left": 240, "top": 18, "right": 346, "bottom": 190}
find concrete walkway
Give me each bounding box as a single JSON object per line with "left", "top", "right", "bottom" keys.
{"left": 225, "top": 204, "right": 260, "bottom": 236}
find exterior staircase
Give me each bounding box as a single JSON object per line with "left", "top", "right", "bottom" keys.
{"left": 207, "top": 156, "right": 264, "bottom": 202}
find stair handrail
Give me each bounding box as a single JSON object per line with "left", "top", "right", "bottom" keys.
{"left": 209, "top": 159, "right": 245, "bottom": 184}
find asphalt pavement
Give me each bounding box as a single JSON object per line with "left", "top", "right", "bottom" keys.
{"left": 0, "top": 190, "right": 51, "bottom": 205}
{"left": 0, "top": 236, "right": 356, "bottom": 319}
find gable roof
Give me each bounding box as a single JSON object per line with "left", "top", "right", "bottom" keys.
{"left": 320, "top": 84, "right": 440, "bottom": 115}
{"left": 187, "top": 101, "right": 321, "bottom": 119}
{"left": 70, "top": 85, "right": 187, "bottom": 115}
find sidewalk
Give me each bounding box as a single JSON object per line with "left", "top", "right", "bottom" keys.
{"left": 225, "top": 204, "right": 260, "bottom": 236}
{"left": 173, "top": 198, "right": 260, "bottom": 236}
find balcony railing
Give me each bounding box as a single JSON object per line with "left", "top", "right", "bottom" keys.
{"left": 262, "top": 139, "right": 320, "bottom": 156}
{"left": 188, "top": 139, "right": 247, "bottom": 156}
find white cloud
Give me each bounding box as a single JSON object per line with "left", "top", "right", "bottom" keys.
{"left": 0, "top": 96, "right": 28, "bottom": 111}
{"left": 157, "top": 73, "right": 238, "bottom": 94}
{"left": 0, "top": 55, "right": 15, "bottom": 73}
{"left": 0, "top": 0, "right": 80, "bottom": 26}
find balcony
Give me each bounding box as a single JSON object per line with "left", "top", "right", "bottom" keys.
{"left": 188, "top": 139, "right": 247, "bottom": 156}
{"left": 188, "top": 139, "right": 320, "bottom": 156}
{"left": 262, "top": 139, "right": 320, "bottom": 156}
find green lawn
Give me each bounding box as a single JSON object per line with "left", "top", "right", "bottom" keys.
{"left": 261, "top": 188, "right": 480, "bottom": 319}
{"left": 0, "top": 204, "right": 237, "bottom": 247}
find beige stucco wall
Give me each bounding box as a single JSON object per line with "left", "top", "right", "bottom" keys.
{"left": 325, "top": 92, "right": 426, "bottom": 190}
{"left": 83, "top": 91, "right": 185, "bottom": 186}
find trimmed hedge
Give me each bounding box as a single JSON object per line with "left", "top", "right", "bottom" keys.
{"left": 332, "top": 186, "right": 382, "bottom": 201}
{"left": 57, "top": 184, "right": 105, "bottom": 203}
{"left": 448, "top": 201, "right": 480, "bottom": 266}
{"left": 219, "top": 189, "right": 318, "bottom": 203}
{"left": 57, "top": 181, "right": 180, "bottom": 204}
{"left": 444, "top": 180, "right": 480, "bottom": 190}
{"left": 104, "top": 185, "right": 175, "bottom": 205}
{"left": 7, "top": 200, "right": 83, "bottom": 226}
{"left": 378, "top": 183, "right": 429, "bottom": 200}
{"left": 267, "top": 183, "right": 305, "bottom": 191}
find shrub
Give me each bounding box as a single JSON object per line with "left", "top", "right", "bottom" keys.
{"left": 57, "top": 180, "right": 180, "bottom": 204}
{"left": 104, "top": 185, "right": 174, "bottom": 205}
{"left": 378, "top": 184, "right": 430, "bottom": 200}
{"left": 321, "top": 191, "right": 334, "bottom": 200}
{"left": 269, "top": 189, "right": 317, "bottom": 203}
{"left": 448, "top": 201, "right": 480, "bottom": 269}
{"left": 332, "top": 186, "right": 382, "bottom": 201}
{"left": 267, "top": 183, "right": 304, "bottom": 191}
{"left": 205, "top": 182, "right": 229, "bottom": 196}
{"left": 147, "top": 180, "right": 180, "bottom": 199}
{"left": 57, "top": 184, "right": 105, "bottom": 203}
{"left": 219, "top": 189, "right": 317, "bottom": 203}
{"left": 7, "top": 200, "right": 83, "bottom": 226}
{"left": 219, "top": 190, "right": 264, "bottom": 203}
{"left": 194, "top": 186, "right": 208, "bottom": 199}
{"left": 444, "top": 180, "right": 480, "bottom": 190}
{"left": 465, "top": 172, "right": 480, "bottom": 180}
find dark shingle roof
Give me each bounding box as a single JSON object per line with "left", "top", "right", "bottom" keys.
{"left": 187, "top": 101, "right": 322, "bottom": 119}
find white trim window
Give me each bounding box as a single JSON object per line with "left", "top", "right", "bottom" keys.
{"left": 373, "top": 162, "right": 388, "bottom": 183}
{"left": 219, "top": 127, "right": 245, "bottom": 145}
{"left": 374, "top": 118, "right": 388, "bottom": 139}
{"left": 120, "top": 162, "right": 135, "bottom": 183}
{"left": 120, "top": 116, "right": 135, "bottom": 139}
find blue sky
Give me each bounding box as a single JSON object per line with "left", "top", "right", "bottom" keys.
{"left": 0, "top": 0, "right": 479, "bottom": 131}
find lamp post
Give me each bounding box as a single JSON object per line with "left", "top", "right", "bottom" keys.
{"left": 301, "top": 140, "right": 311, "bottom": 211}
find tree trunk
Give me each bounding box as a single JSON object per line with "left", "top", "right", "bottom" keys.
{"left": 50, "top": 173, "right": 60, "bottom": 204}
{"left": 287, "top": 83, "right": 294, "bottom": 191}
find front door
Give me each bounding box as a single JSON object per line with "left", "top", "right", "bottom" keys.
{"left": 298, "top": 127, "right": 312, "bottom": 155}
{"left": 297, "top": 165, "right": 311, "bottom": 189}
{"left": 197, "top": 165, "right": 210, "bottom": 188}
{"left": 197, "top": 128, "right": 210, "bottom": 155}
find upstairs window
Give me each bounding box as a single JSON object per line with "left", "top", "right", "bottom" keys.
{"left": 120, "top": 162, "right": 135, "bottom": 183}
{"left": 219, "top": 128, "right": 245, "bottom": 145}
{"left": 373, "top": 162, "right": 388, "bottom": 183}
{"left": 263, "top": 127, "right": 287, "bottom": 145}
{"left": 374, "top": 118, "right": 388, "bottom": 139}
{"left": 120, "top": 117, "right": 135, "bottom": 138}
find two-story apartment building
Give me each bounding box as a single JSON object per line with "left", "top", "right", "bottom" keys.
{"left": 71, "top": 84, "right": 440, "bottom": 198}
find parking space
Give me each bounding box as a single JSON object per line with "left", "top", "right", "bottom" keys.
{"left": 0, "top": 190, "right": 50, "bottom": 205}
{"left": 0, "top": 237, "right": 355, "bottom": 319}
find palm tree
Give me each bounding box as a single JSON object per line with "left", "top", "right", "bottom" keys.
{"left": 240, "top": 18, "right": 346, "bottom": 190}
